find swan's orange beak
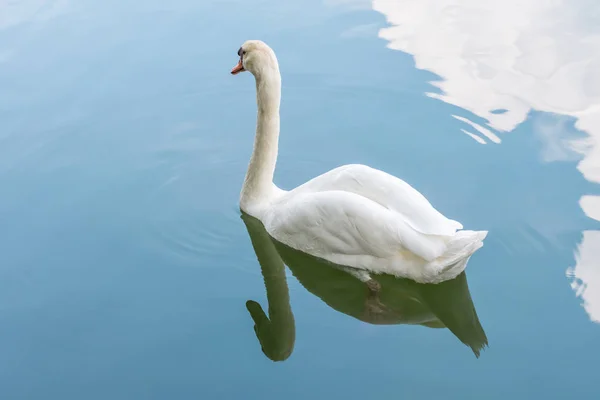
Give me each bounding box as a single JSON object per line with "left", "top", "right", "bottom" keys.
{"left": 231, "top": 59, "right": 244, "bottom": 75}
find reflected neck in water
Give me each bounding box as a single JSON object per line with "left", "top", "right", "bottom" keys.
{"left": 242, "top": 212, "right": 295, "bottom": 362}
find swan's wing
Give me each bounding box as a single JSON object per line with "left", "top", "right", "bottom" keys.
{"left": 264, "top": 190, "right": 449, "bottom": 262}
{"left": 291, "top": 164, "right": 462, "bottom": 237}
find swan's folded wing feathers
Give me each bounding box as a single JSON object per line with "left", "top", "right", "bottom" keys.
{"left": 335, "top": 164, "right": 463, "bottom": 235}
{"left": 264, "top": 190, "right": 449, "bottom": 262}
{"left": 293, "top": 164, "right": 462, "bottom": 237}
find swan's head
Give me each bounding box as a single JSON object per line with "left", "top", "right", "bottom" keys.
{"left": 231, "top": 40, "right": 279, "bottom": 78}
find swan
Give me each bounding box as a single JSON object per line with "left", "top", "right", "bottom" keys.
{"left": 231, "top": 40, "right": 487, "bottom": 284}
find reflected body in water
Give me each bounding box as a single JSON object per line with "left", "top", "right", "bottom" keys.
{"left": 242, "top": 213, "right": 488, "bottom": 360}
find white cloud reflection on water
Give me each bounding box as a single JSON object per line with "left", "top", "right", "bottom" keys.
{"left": 361, "top": 0, "right": 600, "bottom": 322}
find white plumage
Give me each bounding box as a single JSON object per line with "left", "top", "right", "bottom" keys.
{"left": 231, "top": 40, "right": 487, "bottom": 283}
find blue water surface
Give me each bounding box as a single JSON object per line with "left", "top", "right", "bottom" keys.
{"left": 1, "top": 0, "right": 599, "bottom": 399}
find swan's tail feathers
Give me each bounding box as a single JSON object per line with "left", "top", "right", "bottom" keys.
{"left": 430, "top": 230, "right": 488, "bottom": 282}
{"left": 448, "top": 218, "right": 464, "bottom": 231}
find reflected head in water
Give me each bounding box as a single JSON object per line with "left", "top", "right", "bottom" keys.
{"left": 246, "top": 300, "right": 294, "bottom": 362}
{"left": 242, "top": 213, "right": 488, "bottom": 360}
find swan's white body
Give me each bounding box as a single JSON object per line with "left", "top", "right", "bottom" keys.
{"left": 233, "top": 40, "right": 487, "bottom": 283}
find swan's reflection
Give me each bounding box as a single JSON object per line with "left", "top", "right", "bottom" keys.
{"left": 242, "top": 213, "right": 488, "bottom": 361}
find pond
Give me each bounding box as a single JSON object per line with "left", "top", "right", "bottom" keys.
{"left": 0, "top": 0, "right": 599, "bottom": 398}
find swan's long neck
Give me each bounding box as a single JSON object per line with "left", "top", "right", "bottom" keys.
{"left": 240, "top": 69, "right": 282, "bottom": 212}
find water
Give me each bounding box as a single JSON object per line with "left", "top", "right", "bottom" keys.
{"left": 1, "top": 0, "right": 599, "bottom": 398}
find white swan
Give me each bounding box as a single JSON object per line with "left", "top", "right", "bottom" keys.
{"left": 231, "top": 40, "right": 487, "bottom": 283}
